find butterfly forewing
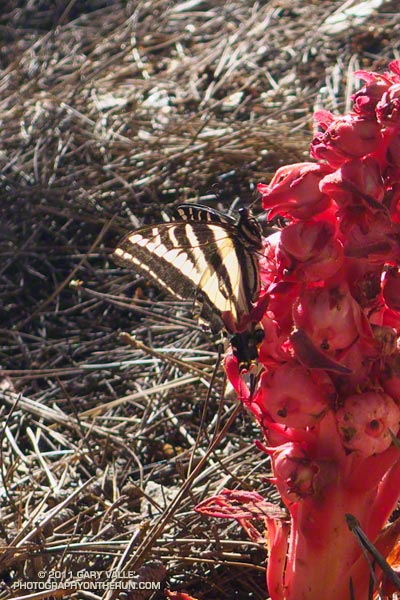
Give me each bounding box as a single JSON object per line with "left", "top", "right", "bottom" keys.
{"left": 176, "top": 203, "right": 236, "bottom": 225}
{"left": 113, "top": 206, "right": 262, "bottom": 336}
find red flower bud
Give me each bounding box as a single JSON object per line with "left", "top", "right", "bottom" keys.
{"left": 334, "top": 334, "right": 377, "bottom": 389}
{"left": 338, "top": 257, "right": 382, "bottom": 308}
{"left": 352, "top": 79, "right": 391, "bottom": 118}
{"left": 257, "top": 315, "right": 291, "bottom": 366}
{"left": 271, "top": 443, "right": 321, "bottom": 501}
{"left": 266, "top": 284, "right": 299, "bottom": 339}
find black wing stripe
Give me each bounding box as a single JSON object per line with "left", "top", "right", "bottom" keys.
{"left": 168, "top": 222, "right": 237, "bottom": 306}
{"left": 168, "top": 222, "right": 200, "bottom": 277}
{"left": 234, "top": 243, "right": 260, "bottom": 303}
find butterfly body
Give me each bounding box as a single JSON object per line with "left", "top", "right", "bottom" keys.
{"left": 113, "top": 204, "right": 264, "bottom": 370}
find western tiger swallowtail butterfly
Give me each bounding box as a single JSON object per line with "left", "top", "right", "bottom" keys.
{"left": 113, "top": 204, "right": 264, "bottom": 371}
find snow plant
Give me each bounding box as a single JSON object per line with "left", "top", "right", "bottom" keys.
{"left": 196, "top": 61, "right": 400, "bottom": 599}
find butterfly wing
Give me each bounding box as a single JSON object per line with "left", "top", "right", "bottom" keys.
{"left": 175, "top": 203, "right": 236, "bottom": 225}
{"left": 176, "top": 203, "right": 261, "bottom": 328}
{"left": 113, "top": 219, "right": 259, "bottom": 334}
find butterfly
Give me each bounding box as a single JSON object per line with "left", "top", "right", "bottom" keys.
{"left": 113, "top": 204, "right": 265, "bottom": 371}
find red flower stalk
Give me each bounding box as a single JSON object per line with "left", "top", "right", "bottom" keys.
{"left": 196, "top": 60, "right": 400, "bottom": 599}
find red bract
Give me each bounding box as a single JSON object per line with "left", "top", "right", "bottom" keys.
{"left": 196, "top": 60, "right": 400, "bottom": 600}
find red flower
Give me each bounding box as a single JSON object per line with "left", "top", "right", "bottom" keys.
{"left": 277, "top": 221, "right": 343, "bottom": 281}
{"left": 292, "top": 284, "right": 365, "bottom": 353}
{"left": 257, "top": 162, "right": 332, "bottom": 220}
{"left": 319, "top": 157, "right": 385, "bottom": 233}
{"left": 342, "top": 214, "right": 400, "bottom": 262}
{"left": 311, "top": 111, "right": 382, "bottom": 167}
{"left": 336, "top": 390, "right": 400, "bottom": 457}
{"left": 259, "top": 362, "right": 334, "bottom": 428}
